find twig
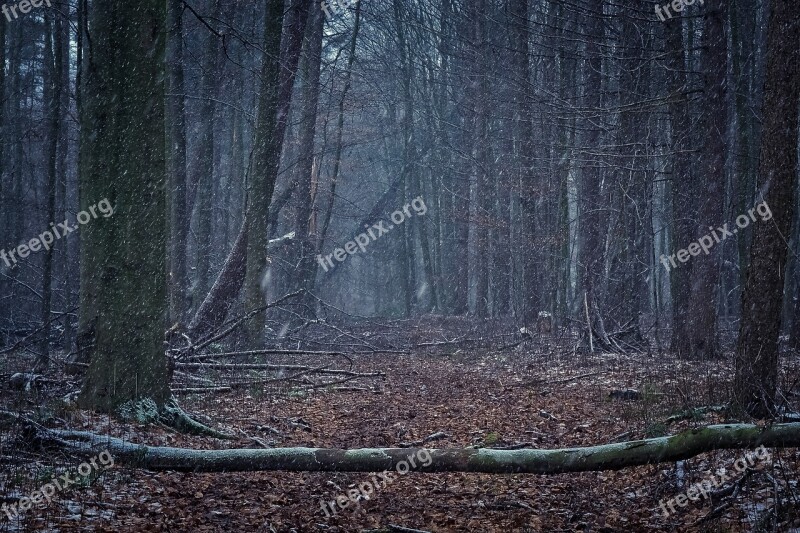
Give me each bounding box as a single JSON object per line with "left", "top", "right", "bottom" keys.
{"left": 399, "top": 431, "right": 451, "bottom": 448}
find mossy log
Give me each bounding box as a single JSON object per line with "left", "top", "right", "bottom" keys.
{"left": 39, "top": 422, "right": 800, "bottom": 473}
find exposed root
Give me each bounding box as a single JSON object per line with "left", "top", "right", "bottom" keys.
{"left": 117, "top": 398, "right": 234, "bottom": 439}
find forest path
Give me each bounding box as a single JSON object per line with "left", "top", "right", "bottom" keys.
{"left": 5, "top": 348, "right": 796, "bottom": 531}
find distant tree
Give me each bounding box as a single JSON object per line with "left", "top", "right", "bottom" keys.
{"left": 167, "top": 0, "right": 189, "bottom": 325}
{"left": 686, "top": 1, "right": 727, "bottom": 360}
{"left": 243, "top": 0, "right": 310, "bottom": 346}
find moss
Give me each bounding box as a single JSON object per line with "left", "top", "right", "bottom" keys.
{"left": 117, "top": 398, "right": 160, "bottom": 424}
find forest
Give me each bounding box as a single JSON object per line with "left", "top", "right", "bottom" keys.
{"left": 0, "top": 0, "right": 799, "bottom": 530}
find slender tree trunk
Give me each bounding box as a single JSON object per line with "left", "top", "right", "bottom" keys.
{"left": 73, "top": 0, "right": 94, "bottom": 369}
{"left": 664, "top": 14, "right": 693, "bottom": 357}
{"left": 471, "top": 0, "right": 490, "bottom": 317}
{"left": 685, "top": 1, "right": 727, "bottom": 360}
{"left": 292, "top": 5, "right": 323, "bottom": 303}
{"left": 511, "top": 0, "right": 541, "bottom": 324}
{"left": 734, "top": 0, "right": 800, "bottom": 418}
{"left": 38, "top": 12, "right": 63, "bottom": 368}
{"left": 192, "top": 0, "right": 223, "bottom": 307}
{"left": 577, "top": 0, "right": 609, "bottom": 350}
{"left": 243, "top": 0, "right": 310, "bottom": 346}
{"left": 56, "top": 5, "right": 73, "bottom": 353}
{"left": 0, "top": 16, "right": 5, "bottom": 252}
{"left": 318, "top": 1, "right": 361, "bottom": 260}
{"left": 166, "top": 0, "right": 189, "bottom": 326}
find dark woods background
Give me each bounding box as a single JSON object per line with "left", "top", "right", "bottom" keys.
{"left": 0, "top": 0, "right": 798, "bottom": 415}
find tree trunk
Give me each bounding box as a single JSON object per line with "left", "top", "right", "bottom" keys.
{"left": 292, "top": 5, "right": 324, "bottom": 302}
{"left": 78, "top": 0, "right": 170, "bottom": 411}
{"left": 243, "top": 0, "right": 310, "bottom": 346}
{"left": 734, "top": 0, "right": 800, "bottom": 418}
{"left": 0, "top": 16, "right": 5, "bottom": 305}
{"left": 665, "top": 14, "right": 693, "bottom": 357}
{"left": 191, "top": 0, "right": 223, "bottom": 306}
{"left": 577, "top": 0, "right": 609, "bottom": 350}
{"left": 166, "top": 0, "right": 189, "bottom": 325}
{"left": 469, "top": 0, "right": 490, "bottom": 317}
{"left": 317, "top": 1, "right": 361, "bottom": 263}
{"left": 190, "top": 0, "right": 310, "bottom": 344}
{"left": 38, "top": 12, "right": 62, "bottom": 369}
{"left": 41, "top": 422, "right": 797, "bottom": 474}
{"left": 685, "top": 1, "right": 727, "bottom": 360}
{"left": 511, "top": 0, "right": 541, "bottom": 324}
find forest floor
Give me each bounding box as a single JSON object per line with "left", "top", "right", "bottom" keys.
{"left": 2, "top": 319, "right": 800, "bottom": 532}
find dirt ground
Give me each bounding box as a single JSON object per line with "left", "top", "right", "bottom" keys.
{"left": 2, "top": 325, "right": 800, "bottom": 532}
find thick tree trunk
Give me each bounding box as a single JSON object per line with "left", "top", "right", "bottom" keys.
{"left": 734, "top": 0, "right": 800, "bottom": 418}
{"left": 78, "top": 0, "right": 170, "bottom": 411}
{"left": 42, "top": 422, "right": 800, "bottom": 474}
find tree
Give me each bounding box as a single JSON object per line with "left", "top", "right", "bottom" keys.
{"left": 665, "top": 11, "right": 694, "bottom": 357}
{"left": 166, "top": 0, "right": 189, "bottom": 325}
{"left": 577, "top": 0, "right": 610, "bottom": 351}
{"left": 734, "top": 0, "right": 800, "bottom": 418}
{"left": 38, "top": 10, "right": 63, "bottom": 369}
{"left": 78, "top": 0, "right": 170, "bottom": 411}
{"left": 291, "top": 4, "right": 324, "bottom": 302}
{"left": 685, "top": 1, "right": 727, "bottom": 360}
{"left": 243, "top": 0, "right": 310, "bottom": 346}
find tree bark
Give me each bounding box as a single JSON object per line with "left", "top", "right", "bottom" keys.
{"left": 243, "top": 0, "right": 310, "bottom": 346}
{"left": 191, "top": 0, "right": 223, "bottom": 306}
{"left": 78, "top": 0, "right": 170, "bottom": 411}
{"left": 166, "top": 0, "right": 189, "bottom": 325}
{"left": 665, "top": 14, "right": 694, "bottom": 357}
{"left": 734, "top": 0, "right": 800, "bottom": 418}
{"left": 686, "top": 1, "right": 727, "bottom": 360}
{"left": 577, "top": 0, "right": 609, "bottom": 350}
{"left": 291, "top": 5, "right": 324, "bottom": 302}
{"left": 40, "top": 422, "right": 799, "bottom": 474}
{"left": 39, "top": 12, "right": 62, "bottom": 369}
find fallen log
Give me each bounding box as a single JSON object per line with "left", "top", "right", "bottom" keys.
{"left": 176, "top": 363, "right": 382, "bottom": 378}
{"left": 24, "top": 422, "right": 800, "bottom": 474}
